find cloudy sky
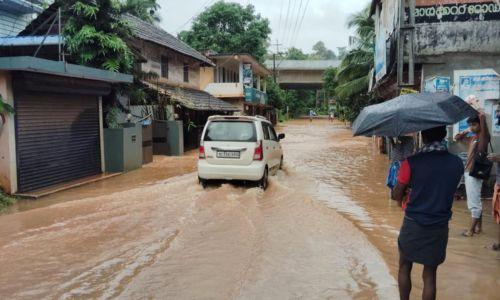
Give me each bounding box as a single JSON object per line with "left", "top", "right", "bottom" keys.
{"left": 156, "top": 0, "right": 370, "bottom": 55}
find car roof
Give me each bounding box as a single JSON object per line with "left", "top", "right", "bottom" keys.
{"left": 208, "top": 115, "right": 271, "bottom": 123}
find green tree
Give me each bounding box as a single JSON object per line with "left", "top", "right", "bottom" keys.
{"left": 62, "top": 0, "right": 134, "bottom": 73}
{"left": 178, "top": 1, "right": 271, "bottom": 61}
{"left": 284, "top": 47, "right": 308, "bottom": 60}
{"left": 334, "top": 5, "right": 375, "bottom": 121}
{"left": 323, "top": 67, "right": 337, "bottom": 98}
{"left": 265, "top": 77, "right": 285, "bottom": 109}
{"left": 121, "top": 0, "right": 161, "bottom": 23}
{"left": 311, "top": 41, "right": 336, "bottom": 60}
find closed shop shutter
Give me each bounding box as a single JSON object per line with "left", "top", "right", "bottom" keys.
{"left": 15, "top": 92, "right": 101, "bottom": 192}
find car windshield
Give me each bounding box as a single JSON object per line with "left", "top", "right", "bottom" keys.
{"left": 204, "top": 121, "right": 257, "bottom": 142}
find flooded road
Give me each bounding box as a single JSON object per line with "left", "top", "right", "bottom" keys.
{"left": 0, "top": 120, "right": 498, "bottom": 299}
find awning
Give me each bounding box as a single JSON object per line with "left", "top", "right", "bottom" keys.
{"left": 143, "top": 81, "right": 240, "bottom": 112}
{"left": 0, "top": 35, "right": 61, "bottom": 46}
{"left": 0, "top": 56, "right": 133, "bottom": 83}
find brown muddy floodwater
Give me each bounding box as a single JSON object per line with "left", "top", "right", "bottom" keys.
{"left": 0, "top": 120, "right": 498, "bottom": 299}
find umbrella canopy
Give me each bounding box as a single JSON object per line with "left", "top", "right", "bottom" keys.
{"left": 352, "top": 92, "right": 477, "bottom": 137}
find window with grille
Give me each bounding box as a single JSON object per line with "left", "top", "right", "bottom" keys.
{"left": 183, "top": 63, "right": 189, "bottom": 82}
{"left": 161, "top": 56, "right": 168, "bottom": 78}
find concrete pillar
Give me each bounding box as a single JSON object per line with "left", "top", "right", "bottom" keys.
{"left": 257, "top": 75, "right": 261, "bottom": 90}
{"left": 263, "top": 79, "right": 267, "bottom": 93}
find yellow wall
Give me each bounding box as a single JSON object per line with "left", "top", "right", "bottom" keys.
{"left": 140, "top": 41, "right": 202, "bottom": 90}
{"left": 0, "top": 71, "right": 16, "bottom": 194}
{"left": 199, "top": 66, "right": 214, "bottom": 90}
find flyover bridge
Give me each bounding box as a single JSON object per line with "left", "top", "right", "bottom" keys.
{"left": 264, "top": 60, "right": 340, "bottom": 90}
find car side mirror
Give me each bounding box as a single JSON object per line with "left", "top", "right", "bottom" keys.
{"left": 278, "top": 133, "right": 285, "bottom": 140}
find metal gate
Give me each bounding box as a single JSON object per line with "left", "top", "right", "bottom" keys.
{"left": 15, "top": 92, "right": 101, "bottom": 192}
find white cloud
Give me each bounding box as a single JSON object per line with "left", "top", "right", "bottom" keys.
{"left": 157, "top": 0, "right": 370, "bottom": 55}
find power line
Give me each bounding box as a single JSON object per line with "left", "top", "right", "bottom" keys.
{"left": 288, "top": 0, "right": 303, "bottom": 48}
{"left": 175, "top": 0, "right": 216, "bottom": 33}
{"left": 280, "top": 0, "right": 292, "bottom": 48}
{"left": 290, "top": 0, "right": 310, "bottom": 48}
{"left": 276, "top": 0, "right": 285, "bottom": 41}
{"left": 284, "top": 0, "right": 299, "bottom": 48}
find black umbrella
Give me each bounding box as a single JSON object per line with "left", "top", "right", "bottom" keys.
{"left": 352, "top": 92, "right": 477, "bottom": 137}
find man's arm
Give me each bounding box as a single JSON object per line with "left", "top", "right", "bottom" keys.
{"left": 488, "top": 153, "right": 500, "bottom": 162}
{"left": 478, "top": 112, "right": 490, "bottom": 151}
{"left": 392, "top": 160, "right": 411, "bottom": 207}
{"left": 393, "top": 182, "right": 409, "bottom": 207}
{"left": 454, "top": 128, "right": 471, "bottom": 142}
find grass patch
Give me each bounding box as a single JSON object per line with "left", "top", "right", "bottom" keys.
{"left": 0, "top": 189, "right": 16, "bottom": 211}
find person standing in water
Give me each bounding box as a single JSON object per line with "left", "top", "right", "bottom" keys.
{"left": 394, "top": 126, "right": 463, "bottom": 300}
{"left": 309, "top": 109, "right": 314, "bottom": 122}
{"left": 455, "top": 113, "right": 491, "bottom": 237}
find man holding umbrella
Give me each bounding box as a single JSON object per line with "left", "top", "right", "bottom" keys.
{"left": 393, "top": 126, "right": 464, "bottom": 300}
{"left": 352, "top": 92, "right": 476, "bottom": 300}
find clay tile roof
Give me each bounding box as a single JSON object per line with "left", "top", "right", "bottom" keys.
{"left": 124, "top": 14, "right": 214, "bottom": 66}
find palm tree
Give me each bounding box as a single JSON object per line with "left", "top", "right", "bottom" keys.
{"left": 121, "top": 0, "right": 161, "bottom": 23}
{"left": 333, "top": 5, "right": 374, "bottom": 121}
{"left": 335, "top": 5, "right": 374, "bottom": 100}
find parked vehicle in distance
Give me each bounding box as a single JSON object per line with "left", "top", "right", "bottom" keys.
{"left": 198, "top": 115, "right": 285, "bottom": 190}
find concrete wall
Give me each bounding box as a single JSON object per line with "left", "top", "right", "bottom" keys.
{"left": 415, "top": 21, "right": 500, "bottom": 56}
{"left": 140, "top": 41, "right": 201, "bottom": 90}
{"left": 0, "top": 71, "right": 16, "bottom": 193}
{"left": 277, "top": 70, "right": 324, "bottom": 84}
{"left": 204, "top": 82, "right": 244, "bottom": 98}
{"left": 199, "top": 66, "right": 214, "bottom": 90}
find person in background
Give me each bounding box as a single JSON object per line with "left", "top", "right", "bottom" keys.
{"left": 309, "top": 109, "right": 314, "bottom": 122}
{"left": 393, "top": 126, "right": 464, "bottom": 300}
{"left": 486, "top": 153, "right": 500, "bottom": 251}
{"left": 455, "top": 113, "right": 490, "bottom": 237}
{"left": 387, "top": 135, "right": 415, "bottom": 199}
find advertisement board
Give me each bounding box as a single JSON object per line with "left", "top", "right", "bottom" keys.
{"left": 423, "top": 76, "right": 451, "bottom": 93}
{"left": 242, "top": 63, "right": 253, "bottom": 86}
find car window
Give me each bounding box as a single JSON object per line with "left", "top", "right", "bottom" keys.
{"left": 204, "top": 121, "right": 257, "bottom": 142}
{"left": 262, "top": 123, "right": 270, "bottom": 140}
{"left": 269, "top": 125, "right": 278, "bottom": 141}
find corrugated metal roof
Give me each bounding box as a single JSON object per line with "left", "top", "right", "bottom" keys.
{"left": 124, "top": 14, "right": 214, "bottom": 66}
{"left": 0, "top": 35, "right": 60, "bottom": 46}
{"left": 0, "top": 56, "right": 133, "bottom": 83}
{"left": 264, "top": 59, "right": 341, "bottom": 71}
{"left": 142, "top": 81, "right": 239, "bottom": 112}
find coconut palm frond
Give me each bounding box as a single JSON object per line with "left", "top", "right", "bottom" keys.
{"left": 337, "top": 62, "right": 372, "bottom": 84}
{"left": 341, "top": 48, "right": 373, "bottom": 67}
{"left": 335, "top": 75, "right": 370, "bottom": 100}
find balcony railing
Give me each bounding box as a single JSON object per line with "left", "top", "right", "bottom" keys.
{"left": 244, "top": 87, "right": 268, "bottom": 105}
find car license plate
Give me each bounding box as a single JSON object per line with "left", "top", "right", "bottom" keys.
{"left": 217, "top": 151, "right": 240, "bottom": 159}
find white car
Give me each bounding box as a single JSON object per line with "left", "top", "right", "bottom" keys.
{"left": 198, "top": 115, "right": 285, "bottom": 190}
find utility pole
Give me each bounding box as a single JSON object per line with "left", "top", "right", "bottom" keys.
{"left": 271, "top": 39, "right": 282, "bottom": 83}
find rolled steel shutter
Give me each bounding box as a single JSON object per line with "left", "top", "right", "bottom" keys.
{"left": 16, "top": 92, "right": 101, "bottom": 192}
